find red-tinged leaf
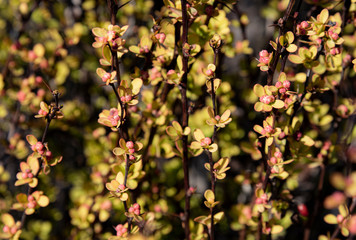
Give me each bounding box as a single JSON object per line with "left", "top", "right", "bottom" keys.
{"left": 92, "top": 28, "right": 107, "bottom": 37}
{"left": 272, "top": 100, "right": 285, "bottom": 109}
{"left": 113, "top": 147, "right": 125, "bottom": 156}
{"left": 253, "top": 84, "right": 265, "bottom": 97}
{"left": 26, "top": 135, "right": 37, "bottom": 145}
{"left": 254, "top": 102, "right": 264, "bottom": 112}
{"left": 288, "top": 55, "right": 304, "bottom": 64}
{"left": 96, "top": 68, "right": 106, "bottom": 78}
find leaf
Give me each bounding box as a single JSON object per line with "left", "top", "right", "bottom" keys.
{"left": 254, "top": 102, "right": 264, "bottom": 112}
{"left": 213, "top": 212, "right": 224, "bottom": 224}
{"left": 318, "top": 9, "right": 329, "bottom": 24}
{"left": 190, "top": 141, "right": 202, "bottom": 149}
{"left": 131, "top": 78, "right": 143, "bottom": 95}
{"left": 319, "top": 115, "right": 333, "bottom": 126}
{"left": 26, "top": 135, "right": 37, "bottom": 145}
{"left": 96, "top": 68, "right": 106, "bottom": 78}
{"left": 113, "top": 147, "right": 125, "bottom": 156}
{"left": 37, "top": 195, "right": 50, "bottom": 207}
{"left": 221, "top": 109, "right": 231, "bottom": 121}
{"left": 286, "top": 44, "right": 297, "bottom": 53}
{"left": 300, "top": 135, "right": 315, "bottom": 146}
{"left": 193, "top": 129, "right": 205, "bottom": 141}
{"left": 253, "top": 125, "right": 264, "bottom": 134}
{"left": 324, "top": 214, "right": 337, "bottom": 224}
{"left": 253, "top": 84, "right": 265, "bottom": 97}
{"left": 1, "top": 213, "right": 15, "bottom": 226}
{"left": 92, "top": 27, "right": 107, "bottom": 37}
{"left": 194, "top": 215, "right": 210, "bottom": 226}
{"left": 272, "top": 100, "right": 285, "bottom": 109}
{"left": 166, "top": 126, "right": 178, "bottom": 138}
{"left": 204, "top": 189, "right": 215, "bottom": 203}
{"left": 339, "top": 204, "right": 348, "bottom": 217}
{"left": 129, "top": 46, "right": 140, "bottom": 54}
{"left": 288, "top": 55, "right": 304, "bottom": 64}
{"left": 172, "top": 121, "right": 183, "bottom": 134}
{"left": 177, "top": 55, "right": 183, "bottom": 72}
{"left": 271, "top": 225, "right": 284, "bottom": 234}
{"left": 208, "top": 143, "right": 218, "bottom": 153}
{"left": 28, "top": 156, "right": 40, "bottom": 175}
{"left": 207, "top": 106, "right": 214, "bottom": 118}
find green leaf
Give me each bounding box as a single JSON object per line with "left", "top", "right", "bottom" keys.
{"left": 213, "top": 211, "right": 224, "bottom": 224}
{"left": 271, "top": 225, "right": 284, "bottom": 234}
{"left": 26, "top": 135, "right": 38, "bottom": 145}
{"left": 37, "top": 195, "right": 50, "bottom": 207}
{"left": 324, "top": 214, "right": 337, "bottom": 224}
{"left": 1, "top": 213, "right": 15, "bottom": 226}
{"left": 193, "top": 129, "right": 205, "bottom": 141}
{"left": 288, "top": 55, "right": 304, "bottom": 64}
{"left": 253, "top": 84, "right": 265, "bottom": 97}
{"left": 272, "top": 100, "right": 285, "bottom": 109}
{"left": 300, "top": 135, "right": 315, "bottom": 146}
{"left": 172, "top": 121, "right": 183, "bottom": 134}
{"left": 166, "top": 126, "right": 178, "bottom": 138}
{"left": 113, "top": 147, "right": 125, "bottom": 156}
{"left": 204, "top": 190, "right": 215, "bottom": 203}
{"left": 92, "top": 27, "right": 107, "bottom": 37}
{"left": 318, "top": 9, "right": 329, "bottom": 24}
{"left": 208, "top": 143, "right": 218, "bottom": 153}
{"left": 319, "top": 115, "right": 333, "bottom": 126}
{"left": 254, "top": 102, "right": 264, "bottom": 112}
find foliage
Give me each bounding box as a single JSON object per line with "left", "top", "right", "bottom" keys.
{"left": 0, "top": 0, "right": 356, "bottom": 239}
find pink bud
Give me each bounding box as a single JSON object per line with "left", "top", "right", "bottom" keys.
{"left": 300, "top": 21, "right": 309, "bottom": 29}
{"left": 270, "top": 157, "right": 278, "bottom": 164}
{"left": 255, "top": 198, "right": 263, "bottom": 204}
{"left": 22, "top": 172, "right": 28, "bottom": 179}
{"left": 35, "top": 142, "right": 44, "bottom": 151}
{"left": 215, "top": 115, "right": 221, "bottom": 121}
{"left": 260, "top": 57, "right": 270, "bottom": 65}
{"left": 202, "top": 137, "right": 212, "bottom": 146}
{"left": 125, "top": 95, "right": 132, "bottom": 102}
{"left": 205, "top": 69, "right": 214, "bottom": 76}
{"left": 28, "top": 50, "right": 37, "bottom": 61}
{"left": 118, "top": 184, "right": 126, "bottom": 190}
{"left": 283, "top": 80, "right": 290, "bottom": 89}
{"left": 10, "top": 227, "right": 17, "bottom": 235}
{"left": 133, "top": 203, "right": 140, "bottom": 210}
{"left": 259, "top": 50, "right": 269, "bottom": 58}
{"left": 126, "top": 141, "right": 134, "bottom": 149}
{"left": 270, "top": 167, "right": 278, "bottom": 174}
{"left": 348, "top": 216, "right": 356, "bottom": 234}
{"left": 27, "top": 201, "right": 37, "bottom": 209}
{"left": 3, "top": 225, "right": 10, "bottom": 233}
{"left": 129, "top": 155, "right": 135, "bottom": 161}
{"left": 28, "top": 195, "right": 35, "bottom": 201}
{"left": 278, "top": 132, "right": 286, "bottom": 140}
{"left": 279, "top": 88, "right": 287, "bottom": 94}
{"left": 129, "top": 207, "right": 135, "bottom": 213}
{"left": 264, "top": 125, "right": 274, "bottom": 134}
{"left": 275, "top": 82, "right": 282, "bottom": 88}
{"left": 331, "top": 33, "right": 339, "bottom": 41}
{"left": 128, "top": 148, "right": 135, "bottom": 154}
{"left": 167, "top": 69, "right": 176, "bottom": 76}
{"left": 337, "top": 214, "right": 344, "bottom": 223}
{"left": 102, "top": 72, "right": 111, "bottom": 82}
{"left": 28, "top": 173, "right": 34, "bottom": 178}
{"left": 274, "top": 151, "right": 283, "bottom": 158}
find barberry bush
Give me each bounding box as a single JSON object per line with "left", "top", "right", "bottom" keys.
{"left": 1, "top": 0, "right": 356, "bottom": 239}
